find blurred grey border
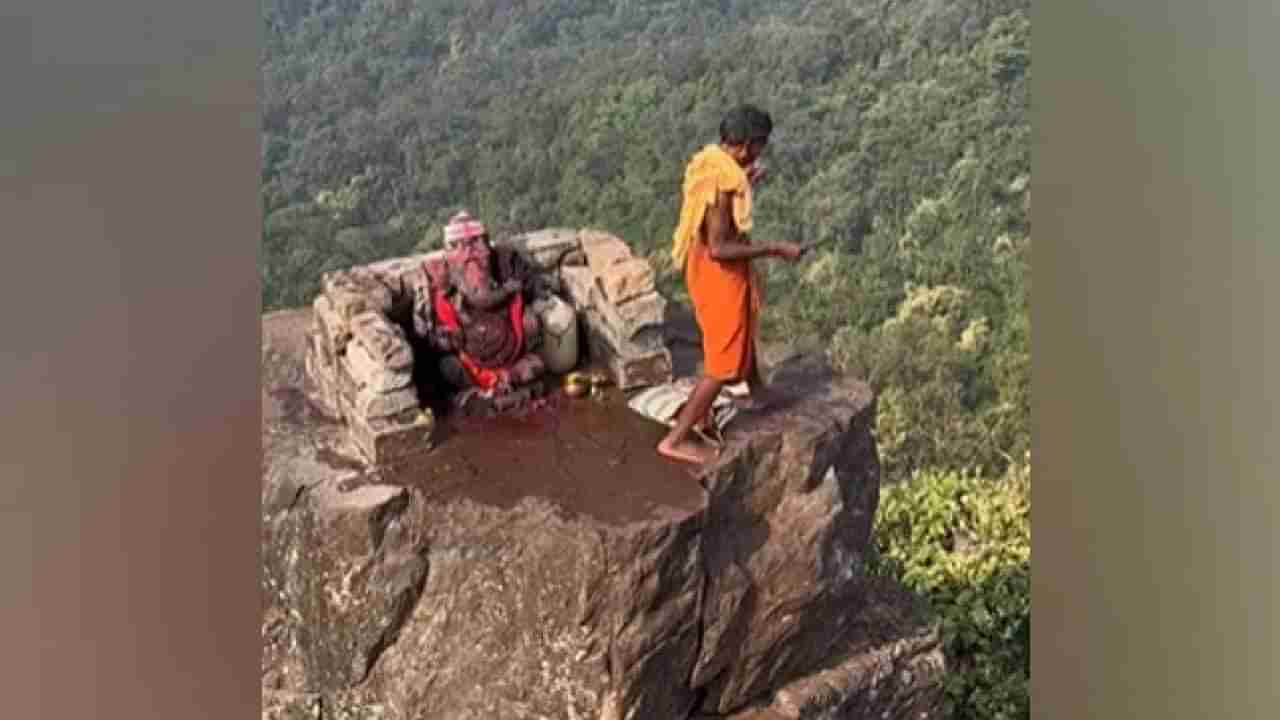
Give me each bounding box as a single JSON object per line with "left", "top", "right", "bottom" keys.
{"left": 0, "top": 1, "right": 261, "bottom": 718}
{"left": 3, "top": 0, "right": 1279, "bottom": 718}
{"left": 1035, "top": 0, "right": 1280, "bottom": 717}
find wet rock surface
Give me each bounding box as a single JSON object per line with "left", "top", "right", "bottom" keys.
{"left": 388, "top": 392, "right": 704, "bottom": 525}
{"left": 262, "top": 307, "right": 944, "bottom": 719}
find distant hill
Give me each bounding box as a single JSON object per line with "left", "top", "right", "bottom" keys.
{"left": 261, "top": 0, "right": 1028, "bottom": 309}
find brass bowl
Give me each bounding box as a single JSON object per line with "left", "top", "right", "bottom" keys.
{"left": 563, "top": 371, "right": 591, "bottom": 397}
{"left": 563, "top": 370, "right": 612, "bottom": 398}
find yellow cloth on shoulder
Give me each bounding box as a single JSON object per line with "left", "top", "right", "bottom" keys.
{"left": 671, "top": 144, "right": 753, "bottom": 266}
{"left": 672, "top": 143, "right": 761, "bottom": 383}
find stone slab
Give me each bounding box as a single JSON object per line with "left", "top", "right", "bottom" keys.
{"left": 589, "top": 285, "right": 667, "bottom": 343}
{"left": 323, "top": 269, "right": 394, "bottom": 320}
{"left": 353, "top": 385, "right": 419, "bottom": 420}
{"left": 365, "top": 252, "right": 442, "bottom": 280}
{"left": 349, "top": 408, "right": 436, "bottom": 465}
{"left": 313, "top": 294, "right": 352, "bottom": 358}
{"left": 305, "top": 323, "right": 334, "bottom": 372}
{"left": 349, "top": 311, "right": 413, "bottom": 371}
{"left": 306, "top": 352, "right": 342, "bottom": 419}
{"left": 597, "top": 257, "right": 656, "bottom": 305}
{"left": 580, "top": 229, "right": 633, "bottom": 276}
{"left": 500, "top": 228, "right": 581, "bottom": 270}
{"left": 584, "top": 307, "right": 666, "bottom": 358}
{"left": 364, "top": 252, "right": 444, "bottom": 300}
{"left": 302, "top": 351, "right": 319, "bottom": 404}
{"left": 335, "top": 352, "right": 360, "bottom": 399}
{"left": 330, "top": 356, "right": 364, "bottom": 423}
{"left": 343, "top": 339, "right": 413, "bottom": 393}
{"left": 559, "top": 265, "right": 598, "bottom": 311}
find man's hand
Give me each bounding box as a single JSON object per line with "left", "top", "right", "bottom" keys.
{"left": 707, "top": 190, "right": 786, "bottom": 263}
{"left": 747, "top": 163, "right": 768, "bottom": 186}
{"left": 769, "top": 241, "right": 805, "bottom": 260}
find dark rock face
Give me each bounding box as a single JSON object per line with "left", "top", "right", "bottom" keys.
{"left": 691, "top": 577, "right": 945, "bottom": 719}
{"left": 270, "top": 482, "right": 429, "bottom": 691}
{"left": 692, "top": 358, "right": 883, "bottom": 714}
{"left": 365, "top": 498, "right": 613, "bottom": 719}
{"left": 262, "top": 311, "right": 944, "bottom": 720}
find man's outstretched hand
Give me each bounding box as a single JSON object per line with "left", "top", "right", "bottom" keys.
{"left": 770, "top": 241, "right": 806, "bottom": 260}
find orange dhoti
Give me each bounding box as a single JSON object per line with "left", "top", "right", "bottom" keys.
{"left": 671, "top": 143, "right": 761, "bottom": 383}
{"left": 686, "top": 236, "right": 760, "bottom": 383}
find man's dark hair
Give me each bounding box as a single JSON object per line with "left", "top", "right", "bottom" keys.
{"left": 719, "top": 104, "right": 773, "bottom": 145}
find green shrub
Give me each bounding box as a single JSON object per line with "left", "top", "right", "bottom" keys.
{"left": 871, "top": 462, "right": 1031, "bottom": 719}
{"left": 829, "top": 277, "right": 1019, "bottom": 481}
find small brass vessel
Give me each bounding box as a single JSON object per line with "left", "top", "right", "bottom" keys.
{"left": 563, "top": 371, "right": 592, "bottom": 397}
{"left": 563, "top": 370, "right": 612, "bottom": 398}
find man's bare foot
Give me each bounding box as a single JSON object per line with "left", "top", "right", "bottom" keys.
{"left": 657, "top": 437, "right": 720, "bottom": 465}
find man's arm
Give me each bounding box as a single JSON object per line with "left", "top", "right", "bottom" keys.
{"left": 705, "top": 191, "right": 802, "bottom": 261}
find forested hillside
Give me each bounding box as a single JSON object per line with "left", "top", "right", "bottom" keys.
{"left": 262, "top": 1, "right": 1030, "bottom": 716}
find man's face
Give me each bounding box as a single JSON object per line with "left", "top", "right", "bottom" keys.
{"left": 728, "top": 138, "right": 768, "bottom": 167}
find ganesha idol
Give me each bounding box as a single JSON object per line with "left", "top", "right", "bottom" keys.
{"left": 411, "top": 211, "right": 575, "bottom": 415}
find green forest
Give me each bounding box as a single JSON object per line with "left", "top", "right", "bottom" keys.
{"left": 261, "top": 0, "right": 1030, "bottom": 716}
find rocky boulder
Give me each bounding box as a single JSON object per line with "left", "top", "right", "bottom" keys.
{"left": 263, "top": 304, "right": 944, "bottom": 719}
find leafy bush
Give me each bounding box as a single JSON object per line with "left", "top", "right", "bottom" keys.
{"left": 872, "top": 462, "right": 1031, "bottom": 719}
{"left": 828, "top": 270, "right": 1029, "bottom": 481}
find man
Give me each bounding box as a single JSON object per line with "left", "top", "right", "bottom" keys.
{"left": 657, "top": 105, "right": 805, "bottom": 465}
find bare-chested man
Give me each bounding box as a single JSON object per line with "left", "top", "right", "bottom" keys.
{"left": 658, "top": 105, "right": 805, "bottom": 465}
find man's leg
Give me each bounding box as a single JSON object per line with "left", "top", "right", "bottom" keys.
{"left": 657, "top": 375, "right": 724, "bottom": 465}
{"left": 740, "top": 344, "right": 783, "bottom": 409}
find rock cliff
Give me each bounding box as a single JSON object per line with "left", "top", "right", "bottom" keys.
{"left": 262, "top": 232, "right": 944, "bottom": 720}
